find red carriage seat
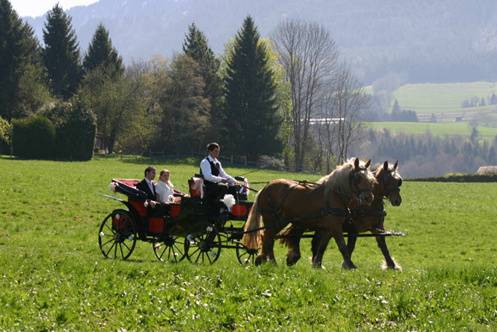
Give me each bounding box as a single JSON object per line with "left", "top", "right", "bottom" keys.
{"left": 116, "top": 179, "right": 140, "bottom": 188}
{"left": 148, "top": 217, "right": 165, "bottom": 233}
{"left": 188, "top": 177, "right": 204, "bottom": 198}
{"left": 128, "top": 199, "right": 148, "bottom": 217}
{"left": 169, "top": 203, "right": 181, "bottom": 218}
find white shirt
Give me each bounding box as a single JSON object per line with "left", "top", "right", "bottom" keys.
{"left": 155, "top": 180, "right": 175, "bottom": 204}
{"left": 200, "top": 155, "right": 236, "bottom": 184}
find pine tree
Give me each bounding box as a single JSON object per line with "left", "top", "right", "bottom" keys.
{"left": 182, "top": 23, "right": 223, "bottom": 138}
{"left": 223, "top": 16, "right": 282, "bottom": 159}
{"left": 42, "top": 4, "right": 82, "bottom": 100}
{"left": 83, "top": 24, "right": 123, "bottom": 76}
{"left": 0, "top": 0, "right": 49, "bottom": 121}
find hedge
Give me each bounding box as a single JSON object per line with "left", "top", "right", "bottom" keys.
{"left": 12, "top": 115, "right": 55, "bottom": 159}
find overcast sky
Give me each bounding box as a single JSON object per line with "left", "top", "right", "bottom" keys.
{"left": 10, "top": 0, "right": 98, "bottom": 17}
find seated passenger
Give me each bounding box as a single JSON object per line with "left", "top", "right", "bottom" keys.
{"left": 136, "top": 166, "right": 157, "bottom": 201}
{"left": 155, "top": 169, "right": 175, "bottom": 204}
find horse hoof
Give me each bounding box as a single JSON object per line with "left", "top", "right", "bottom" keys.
{"left": 255, "top": 256, "right": 264, "bottom": 266}
{"left": 286, "top": 254, "right": 301, "bottom": 266}
{"left": 342, "top": 262, "right": 357, "bottom": 270}
{"left": 388, "top": 264, "right": 402, "bottom": 272}
{"left": 312, "top": 262, "right": 323, "bottom": 269}
{"left": 381, "top": 259, "right": 402, "bottom": 271}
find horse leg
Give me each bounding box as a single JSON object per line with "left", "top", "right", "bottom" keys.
{"left": 333, "top": 231, "right": 357, "bottom": 270}
{"left": 376, "top": 236, "right": 401, "bottom": 270}
{"left": 255, "top": 232, "right": 274, "bottom": 265}
{"left": 347, "top": 234, "right": 357, "bottom": 258}
{"left": 311, "top": 232, "right": 320, "bottom": 259}
{"left": 311, "top": 230, "right": 333, "bottom": 269}
{"left": 264, "top": 229, "right": 277, "bottom": 264}
{"left": 285, "top": 227, "right": 304, "bottom": 266}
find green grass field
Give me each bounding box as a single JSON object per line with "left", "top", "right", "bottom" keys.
{"left": 393, "top": 81, "right": 497, "bottom": 114}
{"left": 363, "top": 121, "right": 497, "bottom": 139}
{"left": 0, "top": 157, "right": 496, "bottom": 330}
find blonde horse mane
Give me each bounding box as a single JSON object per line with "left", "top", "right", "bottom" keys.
{"left": 317, "top": 158, "right": 376, "bottom": 198}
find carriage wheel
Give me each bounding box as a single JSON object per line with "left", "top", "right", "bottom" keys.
{"left": 152, "top": 236, "right": 186, "bottom": 263}
{"left": 184, "top": 231, "right": 222, "bottom": 265}
{"left": 98, "top": 209, "right": 136, "bottom": 260}
{"left": 236, "top": 242, "right": 258, "bottom": 265}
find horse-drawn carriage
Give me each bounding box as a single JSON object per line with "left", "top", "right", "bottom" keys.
{"left": 98, "top": 159, "right": 405, "bottom": 268}
{"left": 98, "top": 176, "right": 258, "bottom": 265}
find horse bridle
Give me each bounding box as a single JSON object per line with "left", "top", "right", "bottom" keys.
{"left": 348, "top": 168, "right": 375, "bottom": 205}
{"left": 379, "top": 170, "right": 402, "bottom": 197}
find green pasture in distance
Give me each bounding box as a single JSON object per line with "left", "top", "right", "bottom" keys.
{"left": 363, "top": 121, "right": 497, "bottom": 139}
{"left": 394, "top": 82, "right": 497, "bottom": 113}
{"left": 364, "top": 81, "right": 497, "bottom": 114}
{"left": 394, "top": 81, "right": 497, "bottom": 114}
{"left": 0, "top": 156, "right": 495, "bottom": 330}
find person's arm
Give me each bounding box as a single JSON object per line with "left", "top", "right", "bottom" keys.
{"left": 218, "top": 163, "right": 236, "bottom": 185}
{"left": 200, "top": 159, "right": 224, "bottom": 183}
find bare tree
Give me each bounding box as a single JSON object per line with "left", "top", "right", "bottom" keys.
{"left": 323, "top": 64, "right": 369, "bottom": 164}
{"left": 272, "top": 20, "right": 338, "bottom": 171}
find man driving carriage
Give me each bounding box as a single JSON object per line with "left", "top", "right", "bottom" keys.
{"left": 200, "top": 143, "right": 241, "bottom": 199}
{"left": 199, "top": 142, "right": 247, "bottom": 218}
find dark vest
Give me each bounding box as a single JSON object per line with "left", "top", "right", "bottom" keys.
{"left": 200, "top": 157, "right": 220, "bottom": 181}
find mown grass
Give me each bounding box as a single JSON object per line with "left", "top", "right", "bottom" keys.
{"left": 0, "top": 157, "right": 496, "bottom": 330}
{"left": 363, "top": 121, "right": 497, "bottom": 139}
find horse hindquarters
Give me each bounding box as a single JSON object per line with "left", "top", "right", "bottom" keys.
{"left": 241, "top": 193, "right": 263, "bottom": 250}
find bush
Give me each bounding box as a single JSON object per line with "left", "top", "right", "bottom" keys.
{"left": 42, "top": 100, "right": 96, "bottom": 161}
{"left": 56, "top": 99, "right": 96, "bottom": 161}
{"left": 12, "top": 116, "right": 55, "bottom": 159}
{"left": 0, "top": 117, "right": 11, "bottom": 154}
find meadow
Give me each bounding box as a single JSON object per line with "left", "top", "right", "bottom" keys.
{"left": 363, "top": 121, "right": 497, "bottom": 139}
{"left": 0, "top": 156, "right": 496, "bottom": 330}
{"left": 393, "top": 81, "right": 497, "bottom": 114}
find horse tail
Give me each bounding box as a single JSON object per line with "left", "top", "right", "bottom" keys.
{"left": 278, "top": 223, "right": 294, "bottom": 247}
{"left": 242, "top": 188, "right": 265, "bottom": 250}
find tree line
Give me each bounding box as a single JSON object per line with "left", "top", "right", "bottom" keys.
{"left": 0, "top": 0, "right": 369, "bottom": 171}
{"left": 351, "top": 128, "right": 497, "bottom": 178}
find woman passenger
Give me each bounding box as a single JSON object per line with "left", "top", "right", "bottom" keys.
{"left": 155, "top": 169, "right": 175, "bottom": 204}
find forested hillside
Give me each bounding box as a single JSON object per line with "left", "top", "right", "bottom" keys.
{"left": 24, "top": 0, "right": 497, "bottom": 83}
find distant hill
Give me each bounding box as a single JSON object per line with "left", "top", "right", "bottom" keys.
{"left": 24, "top": 0, "right": 497, "bottom": 83}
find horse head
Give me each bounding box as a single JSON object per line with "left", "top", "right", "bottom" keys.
{"left": 348, "top": 158, "right": 377, "bottom": 207}
{"left": 376, "top": 160, "right": 402, "bottom": 206}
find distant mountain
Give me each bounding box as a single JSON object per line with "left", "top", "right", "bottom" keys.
{"left": 24, "top": 0, "right": 497, "bottom": 84}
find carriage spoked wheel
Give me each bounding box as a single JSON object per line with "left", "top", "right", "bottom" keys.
{"left": 184, "top": 229, "right": 222, "bottom": 265}
{"left": 235, "top": 242, "right": 258, "bottom": 265}
{"left": 152, "top": 236, "right": 186, "bottom": 263}
{"left": 98, "top": 209, "right": 137, "bottom": 260}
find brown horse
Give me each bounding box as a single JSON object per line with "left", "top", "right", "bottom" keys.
{"left": 281, "top": 161, "right": 403, "bottom": 269}
{"left": 241, "top": 158, "right": 377, "bottom": 268}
